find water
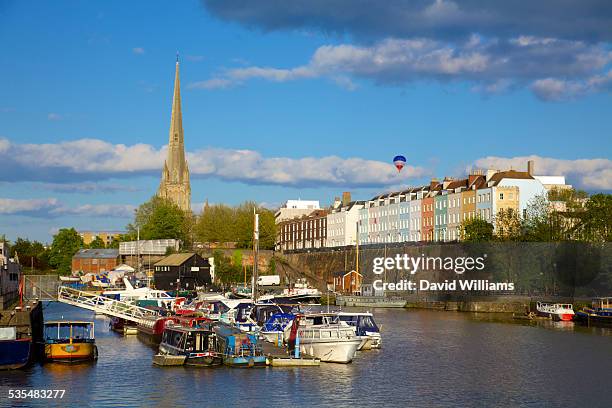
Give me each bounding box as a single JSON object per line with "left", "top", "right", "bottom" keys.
{"left": 1, "top": 302, "right": 611, "bottom": 408}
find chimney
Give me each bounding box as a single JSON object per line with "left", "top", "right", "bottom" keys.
{"left": 430, "top": 178, "right": 439, "bottom": 190}
{"left": 486, "top": 169, "right": 497, "bottom": 182}
{"left": 527, "top": 160, "right": 534, "bottom": 176}
{"left": 342, "top": 192, "right": 351, "bottom": 206}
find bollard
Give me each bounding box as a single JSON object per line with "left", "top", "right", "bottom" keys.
{"left": 294, "top": 334, "right": 300, "bottom": 358}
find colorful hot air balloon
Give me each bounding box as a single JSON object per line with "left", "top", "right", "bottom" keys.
{"left": 393, "top": 155, "right": 407, "bottom": 172}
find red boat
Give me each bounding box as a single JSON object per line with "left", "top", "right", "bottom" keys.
{"left": 137, "top": 315, "right": 212, "bottom": 344}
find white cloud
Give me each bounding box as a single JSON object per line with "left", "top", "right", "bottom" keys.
{"left": 0, "top": 197, "right": 135, "bottom": 218}
{"left": 192, "top": 36, "right": 612, "bottom": 100}
{"left": 47, "top": 113, "right": 63, "bottom": 121}
{"left": 132, "top": 47, "right": 145, "bottom": 55}
{"left": 472, "top": 156, "right": 612, "bottom": 191}
{"left": 0, "top": 137, "right": 428, "bottom": 188}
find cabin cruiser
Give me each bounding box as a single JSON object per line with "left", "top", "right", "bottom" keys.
{"left": 285, "top": 314, "right": 361, "bottom": 363}
{"left": 335, "top": 311, "right": 381, "bottom": 350}
{"left": 158, "top": 324, "right": 222, "bottom": 367}
{"left": 536, "top": 302, "right": 575, "bottom": 321}
{"left": 260, "top": 312, "right": 295, "bottom": 344}
{"left": 102, "top": 278, "right": 176, "bottom": 308}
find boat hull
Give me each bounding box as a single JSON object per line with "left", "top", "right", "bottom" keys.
{"left": 299, "top": 339, "right": 361, "bottom": 363}
{"left": 44, "top": 343, "right": 97, "bottom": 363}
{"left": 223, "top": 355, "right": 267, "bottom": 368}
{"left": 0, "top": 339, "right": 32, "bottom": 370}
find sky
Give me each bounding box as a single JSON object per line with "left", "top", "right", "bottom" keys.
{"left": 0, "top": 0, "right": 611, "bottom": 242}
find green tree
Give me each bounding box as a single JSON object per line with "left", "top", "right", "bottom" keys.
{"left": 129, "top": 196, "right": 190, "bottom": 243}
{"left": 196, "top": 204, "right": 236, "bottom": 243}
{"left": 494, "top": 208, "right": 522, "bottom": 241}
{"left": 48, "top": 228, "right": 84, "bottom": 275}
{"left": 581, "top": 193, "right": 612, "bottom": 242}
{"left": 460, "top": 218, "right": 494, "bottom": 242}
{"left": 10, "top": 238, "right": 50, "bottom": 271}
{"left": 88, "top": 236, "right": 106, "bottom": 248}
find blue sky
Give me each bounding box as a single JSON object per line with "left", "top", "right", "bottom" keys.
{"left": 1, "top": 0, "right": 611, "bottom": 242}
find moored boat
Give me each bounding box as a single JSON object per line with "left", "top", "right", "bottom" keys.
{"left": 575, "top": 297, "right": 612, "bottom": 327}
{"left": 110, "top": 317, "right": 138, "bottom": 335}
{"left": 213, "top": 323, "right": 266, "bottom": 367}
{"left": 157, "top": 324, "right": 222, "bottom": 367}
{"left": 43, "top": 321, "right": 98, "bottom": 363}
{"left": 536, "top": 302, "right": 575, "bottom": 321}
{"left": 0, "top": 301, "right": 44, "bottom": 370}
{"left": 287, "top": 314, "right": 361, "bottom": 363}
{"left": 335, "top": 311, "right": 382, "bottom": 350}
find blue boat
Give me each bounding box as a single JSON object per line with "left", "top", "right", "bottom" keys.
{"left": 575, "top": 297, "right": 612, "bottom": 327}
{"left": 260, "top": 313, "right": 295, "bottom": 344}
{"left": 213, "top": 323, "right": 266, "bottom": 368}
{"left": 335, "top": 311, "right": 382, "bottom": 350}
{"left": 0, "top": 301, "right": 44, "bottom": 370}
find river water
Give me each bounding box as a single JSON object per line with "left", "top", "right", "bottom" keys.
{"left": 1, "top": 302, "right": 611, "bottom": 408}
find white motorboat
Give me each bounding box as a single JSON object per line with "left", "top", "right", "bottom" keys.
{"left": 286, "top": 314, "right": 361, "bottom": 363}
{"left": 536, "top": 301, "right": 575, "bottom": 321}
{"left": 335, "top": 311, "right": 382, "bottom": 350}
{"left": 102, "top": 278, "right": 176, "bottom": 307}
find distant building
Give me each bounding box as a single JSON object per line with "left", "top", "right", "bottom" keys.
{"left": 119, "top": 239, "right": 180, "bottom": 257}
{"left": 154, "top": 253, "right": 211, "bottom": 291}
{"left": 275, "top": 199, "right": 320, "bottom": 223}
{"left": 79, "top": 231, "right": 124, "bottom": 247}
{"left": 276, "top": 209, "right": 328, "bottom": 251}
{"left": 158, "top": 57, "right": 191, "bottom": 212}
{"left": 0, "top": 241, "right": 21, "bottom": 308}
{"left": 72, "top": 248, "right": 119, "bottom": 274}
{"left": 327, "top": 193, "right": 364, "bottom": 247}
{"left": 333, "top": 270, "right": 363, "bottom": 295}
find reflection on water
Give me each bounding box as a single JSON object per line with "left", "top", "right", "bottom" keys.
{"left": 1, "top": 302, "right": 611, "bottom": 408}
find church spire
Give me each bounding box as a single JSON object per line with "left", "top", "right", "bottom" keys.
{"left": 158, "top": 57, "right": 191, "bottom": 212}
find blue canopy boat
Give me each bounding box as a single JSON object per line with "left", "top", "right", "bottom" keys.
{"left": 213, "top": 323, "right": 266, "bottom": 368}
{"left": 575, "top": 297, "right": 612, "bottom": 327}
{"left": 260, "top": 313, "right": 295, "bottom": 344}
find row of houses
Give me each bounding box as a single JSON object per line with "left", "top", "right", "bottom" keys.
{"left": 275, "top": 161, "right": 570, "bottom": 251}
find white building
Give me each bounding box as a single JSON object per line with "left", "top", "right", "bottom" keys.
{"left": 275, "top": 199, "right": 320, "bottom": 223}
{"left": 327, "top": 201, "right": 364, "bottom": 247}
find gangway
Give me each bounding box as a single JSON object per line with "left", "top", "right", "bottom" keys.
{"left": 57, "top": 286, "right": 160, "bottom": 324}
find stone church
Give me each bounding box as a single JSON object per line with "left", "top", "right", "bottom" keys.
{"left": 158, "top": 57, "right": 191, "bottom": 212}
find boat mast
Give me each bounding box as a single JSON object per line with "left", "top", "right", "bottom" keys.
{"left": 252, "top": 209, "right": 259, "bottom": 303}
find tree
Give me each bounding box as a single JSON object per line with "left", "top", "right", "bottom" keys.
{"left": 48, "top": 228, "right": 84, "bottom": 275}
{"left": 494, "top": 208, "right": 522, "bottom": 241}
{"left": 129, "top": 196, "right": 190, "bottom": 243}
{"left": 460, "top": 218, "right": 494, "bottom": 242}
{"left": 581, "top": 194, "right": 612, "bottom": 242}
{"left": 10, "top": 238, "right": 51, "bottom": 271}
{"left": 88, "top": 236, "right": 106, "bottom": 249}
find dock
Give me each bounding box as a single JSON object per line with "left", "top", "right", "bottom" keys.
{"left": 261, "top": 340, "right": 320, "bottom": 367}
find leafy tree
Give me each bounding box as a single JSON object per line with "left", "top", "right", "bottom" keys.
{"left": 196, "top": 204, "right": 236, "bottom": 243}
{"left": 460, "top": 218, "right": 494, "bottom": 242}
{"left": 88, "top": 236, "right": 106, "bottom": 248}
{"left": 581, "top": 193, "right": 612, "bottom": 242}
{"left": 129, "top": 196, "right": 190, "bottom": 243}
{"left": 494, "top": 208, "right": 522, "bottom": 241}
{"left": 48, "top": 228, "right": 84, "bottom": 275}
{"left": 10, "top": 238, "right": 50, "bottom": 271}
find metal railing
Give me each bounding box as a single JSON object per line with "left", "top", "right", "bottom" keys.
{"left": 57, "top": 286, "right": 160, "bottom": 324}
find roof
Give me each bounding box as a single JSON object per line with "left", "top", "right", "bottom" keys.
{"left": 73, "top": 248, "right": 119, "bottom": 259}
{"left": 488, "top": 170, "right": 534, "bottom": 185}
{"left": 154, "top": 252, "right": 196, "bottom": 266}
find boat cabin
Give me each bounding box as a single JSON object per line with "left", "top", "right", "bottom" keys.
{"left": 44, "top": 321, "right": 95, "bottom": 344}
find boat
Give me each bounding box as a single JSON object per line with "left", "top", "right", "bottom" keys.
{"left": 286, "top": 314, "right": 362, "bottom": 363}
{"left": 0, "top": 301, "right": 44, "bottom": 370}
{"left": 59, "top": 276, "right": 81, "bottom": 282}
{"left": 536, "top": 302, "right": 575, "bottom": 321}
{"left": 110, "top": 317, "right": 138, "bottom": 335}
{"left": 260, "top": 312, "right": 295, "bottom": 344}
{"left": 575, "top": 298, "right": 612, "bottom": 327}
{"left": 157, "top": 324, "right": 222, "bottom": 367}
{"left": 213, "top": 323, "right": 267, "bottom": 368}
{"left": 102, "top": 278, "right": 176, "bottom": 308}
{"left": 335, "top": 311, "right": 382, "bottom": 350}
{"left": 43, "top": 321, "right": 98, "bottom": 363}
{"left": 137, "top": 316, "right": 178, "bottom": 345}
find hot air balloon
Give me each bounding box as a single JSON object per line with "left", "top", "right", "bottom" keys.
{"left": 393, "top": 155, "right": 407, "bottom": 172}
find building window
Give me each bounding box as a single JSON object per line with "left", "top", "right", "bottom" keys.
{"left": 499, "top": 193, "right": 504, "bottom": 200}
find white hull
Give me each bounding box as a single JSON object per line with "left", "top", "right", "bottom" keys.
{"left": 299, "top": 339, "right": 361, "bottom": 363}
{"left": 261, "top": 331, "right": 284, "bottom": 344}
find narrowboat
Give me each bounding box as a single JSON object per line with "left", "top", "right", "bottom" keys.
{"left": 335, "top": 311, "right": 382, "bottom": 350}
{"left": 213, "top": 323, "right": 266, "bottom": 368}
{"left": 43, "top": 321, "right": 98, "bottom": 363}
{"left": 535, "top": 302, "right": 575, "bottom": 321}
{"left": 575, "top": 297, "right": 612, "bottom": 327}
{"left": 157, "top": 324, "right": 222, "bottom": 367}
{"left": 138, "top": 315, "right": 212, "bottom": 345}
{"left": 0, "top": 301, "right": 44, "bottom": 370}
{"left": 110, "top": 317, "right": 138, "bottom": 335}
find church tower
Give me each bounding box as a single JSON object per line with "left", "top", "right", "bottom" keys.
{"left": 158, "top": 56, "right": 191, "bottom": 212}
